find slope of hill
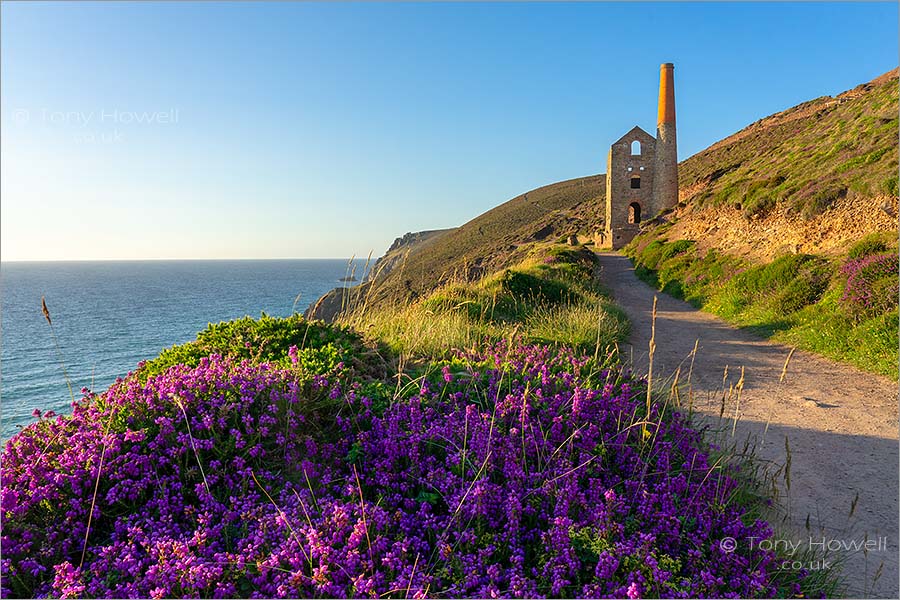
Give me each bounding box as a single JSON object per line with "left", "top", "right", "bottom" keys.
{"left": 670, "top": 68, "right": 898, "bottom": 260}
{"left": 365, "top": 175, "right": 605, "bottom": 303}
{"left": 682, "top": 69, "right": 898, "bottom": 206}
{"left": 369, "top": 228, "right": 455, "bottom": 280}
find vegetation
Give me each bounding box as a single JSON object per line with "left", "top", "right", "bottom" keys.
{"left": 679, "top": 70, "right": 898, "bottom": 220}
{"left": 368, "top": 176, "right": 605, "bottom": 305}
{"left": 137, "top": 314, "right": 388, "bottom": 383}
{"left": 341, "top": 244, "right": 629, "bottom": 359}
{"left": 7, "top": 64, "right": 894, "bottom": 600}
{"left": 1, "top": 242, "right": 839, "bottom": 598}
{"left": 625, "top": 233, "right": 899, "bottom": 378}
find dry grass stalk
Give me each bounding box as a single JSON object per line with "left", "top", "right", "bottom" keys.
{"left": 731, "top": 366, "right": 745, "bottom": 437}
{"left": 686, "top": 338, "right": 699, "bottom": 414}
{"left": 645, "top": 296, "right": 658, "bottom": 432}
{"left": 764, "top": 347, "right": 796, "bottom": 439}
{"left": 40, "top": 296, "right": 75, "bottom": 403}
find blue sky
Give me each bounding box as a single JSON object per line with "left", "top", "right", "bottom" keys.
{"left": 2, "top": 2, "right": 897, "bottom": 260}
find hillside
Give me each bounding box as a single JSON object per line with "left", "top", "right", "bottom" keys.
{"left": 369, "top": 228, "right": 456, "bottom": 280}
{"left": 681, "top": 68, "right": 898, "bottom": 214}
{"left": 364, "top": 175, "right": 605, "bottom": 303}
{"left": 623, "top": 69, "right": 899, "bottom": 377}
{"left": 671, "top": 68, "right": 898, "bottom": 260}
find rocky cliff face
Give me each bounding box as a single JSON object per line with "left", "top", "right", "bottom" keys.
{"left": 368, "top": 229, "right": 455, "bottom": 281}
{"left": 304, "top": 283, "right": 371, "bottom": 323}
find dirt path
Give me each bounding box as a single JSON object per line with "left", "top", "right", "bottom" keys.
{"left": 596, "top": 252, "right": 898, "bottom": 598}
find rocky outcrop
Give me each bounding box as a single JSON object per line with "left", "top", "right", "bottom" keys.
{"left": 369, "top": 229, "right": 454, "bottom": 281}
{"left": 663, "top": 192, "right": 897, "bottom": 262}
{"left": 304, "top": 282, "right": 371, "bottom": 324}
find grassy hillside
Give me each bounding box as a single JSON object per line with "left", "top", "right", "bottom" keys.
{"left": 367, "top": 175, "right": 605, "bottom": 303}
{"left": 361, "top": 70, "right": 897, "bottom": 313}
{"left": 678, "top": 69, "right": 898, "bottom": 220}
{"left": 342, "top": 242, "right": 629, "bottom": 358}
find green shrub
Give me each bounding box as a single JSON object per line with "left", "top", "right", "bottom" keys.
{"left": 660, "top": 239, "right": 696, "bottom": 261}
{"left": 881, "top": 176, "right": 899, "bottom": 197}
{"left": 771, "top": 264, "right": 831, "bottom": 314}
{"left": 743, "top": 195, "right": 777, "bottom": 218}
{"left": 847, "top": 234, "right": 891, "bottom": 260}
{"left": 636, "top": 240, "right": 666, "bottom": 270}
{"left": 657, "top": 253, "right": 696, "bottom": 300}
{"left": 633, "top": 264, "right": 659, "bottom": 288}
{"left": 729, "top": 254, "right": 825, "bottom": 300}
{"left": 743, "top": 176, "right": 785, "bottom": 217}
{"left": 137, "top": 314, "right": 379, "bottom": 382}
{"left": 869, "top": 275, "right": 900, "bottom": 316}
{"left": 499, "top": 269, "right": 575, "bottom": 305}
{"left": 799, "top": 185, "right": 846, "bottom": 219}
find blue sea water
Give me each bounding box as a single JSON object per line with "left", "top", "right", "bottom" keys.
{"left": 0, "top": 259, "right": 367, "bottom": 442}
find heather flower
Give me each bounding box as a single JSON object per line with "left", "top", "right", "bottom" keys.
{"left": 627, "top": 581, "right": 641, "bottom": 599}
{"left": 2, "top": 340, "right": 786, "bottom": 598}
{"left": 840, "top": 252, "right": 898, "bottom": 317}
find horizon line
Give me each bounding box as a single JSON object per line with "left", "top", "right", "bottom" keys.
{"left": 0, "top": 257, "right": 370, "bottom": 264}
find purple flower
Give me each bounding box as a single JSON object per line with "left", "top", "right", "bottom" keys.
{"left": 627, "top": 581, "right": 641, "bottom": 599}
{"left": 1, "top": 340, "right": 787, "bottom": 598}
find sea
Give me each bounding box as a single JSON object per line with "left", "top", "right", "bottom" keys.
{"left": 0, "top": 259, "right": 368, "bottom": 442}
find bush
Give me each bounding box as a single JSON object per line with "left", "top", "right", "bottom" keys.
{"left": 499, "top": 269, "right": 574, "bottom": 305}
{"left": 841, "top": 253, "right": 899, "bottom": 319}
{"left": 137, "top": 314, "right": 381, "bottom": 382}
{"left": 882, "top": 175, "right": 899, "bottom": 197}
{"left": 743, "top": 176, "right": 785, "bottom": 217}
{"left": 659, "top": 239, "right": 696, "bottom": 261}
{"left": 743, "top": 195, "right": 777, "bottom": 218}
{"left": 728, "top": 255, "right": 789, "bottom": 298}
{"left": 657, "top": 253, "right": 696, "bottom": 300}
{"left": 635, "top": 240, "right": 666, "bottom": 270}
{"left": 771, "top": 268, "right": 830, "bottom": 314}
{"left": 847, "top": 234, "right": 890, "bottom": 260}
{"left": 796, "top": 185, "right": 846, "bottom": 220}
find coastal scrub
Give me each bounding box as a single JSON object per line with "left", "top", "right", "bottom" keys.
{"left": 2, "top": 335, "right": 786, "bottom": 598}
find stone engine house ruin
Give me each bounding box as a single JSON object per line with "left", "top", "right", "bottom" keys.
{"left": 604, "top": 63, "right": 678, "bottom": 249}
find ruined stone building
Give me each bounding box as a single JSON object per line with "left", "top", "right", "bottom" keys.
{"left": 604, "top": 63, "right": 678, "bottom": 249}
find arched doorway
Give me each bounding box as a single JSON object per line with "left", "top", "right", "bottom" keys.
{"left": 628, "top": 202, "right": 641, "bottom": 224}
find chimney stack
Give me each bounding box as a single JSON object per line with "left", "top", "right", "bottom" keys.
{"left": 653, "top": 63, "right": 678, "bottom": 212}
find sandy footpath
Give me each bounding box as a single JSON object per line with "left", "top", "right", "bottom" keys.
{"left": 596, "top": 252, "right": 898, "bottom": 598}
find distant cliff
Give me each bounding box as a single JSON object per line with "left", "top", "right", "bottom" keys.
{"left": 369, "top": 229, "right": 455, "bottom": 281}
{"left": 305, "top": 228, "right": 454, "bottom": 323}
